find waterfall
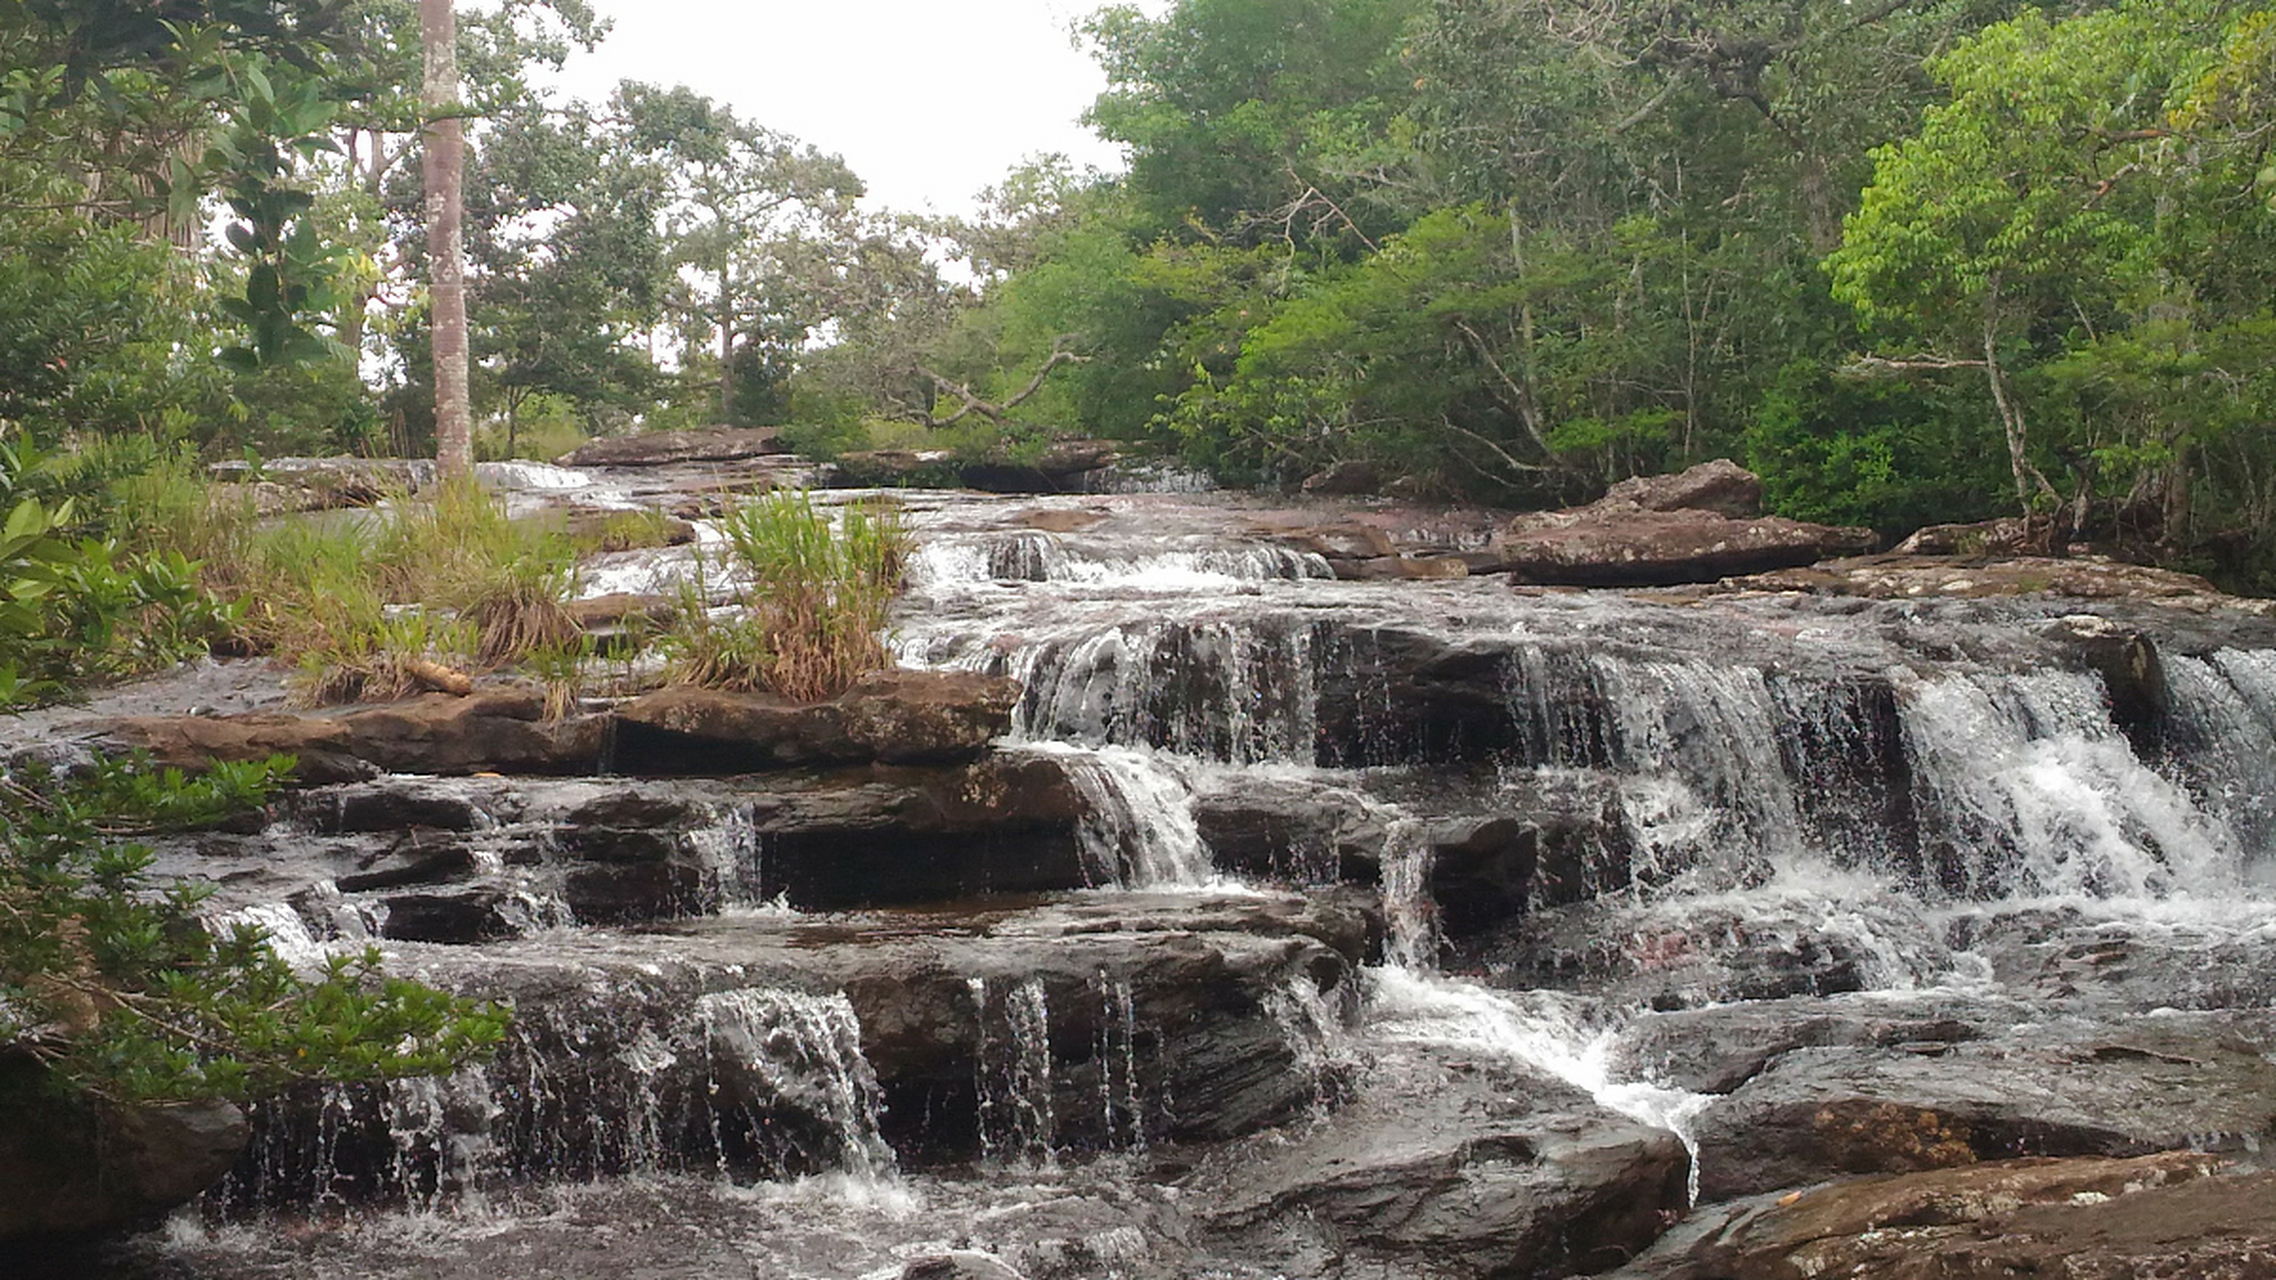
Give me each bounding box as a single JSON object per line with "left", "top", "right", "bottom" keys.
{"left": 1094, "top": 971, "right": 1147, "bottom": 1152}
{"left": 970, "top": 976, "right": 1059, "bottom": 1167}
{"left": 1030, "top": 743, "right": 1219, "bottom": 888}
{"left": 696, "top": 989, "right": 895, "bottom": 1183}
{"left": 216, "top": 982, "right": 896, "bottom": 1212}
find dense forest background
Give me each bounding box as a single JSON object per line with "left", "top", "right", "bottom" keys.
{"left": 10, "top": 0, "right": 2276, "bottom": 585}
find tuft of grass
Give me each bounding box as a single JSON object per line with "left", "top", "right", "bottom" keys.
{"left": 292, "top": 609, "right": 475, "bottom": 706}
{"left": 666, "top": 490, "right": 907, "bottom": 701}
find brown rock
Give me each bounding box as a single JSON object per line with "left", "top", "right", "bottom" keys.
{"left": 1735, "top": 553, "right": 2249, "bottom": 605}
{"left": 1893, "top": 516, "right": 2033, "bottom": 556}
{"left": 0, "top": 1061, "right": 249, "bottom": 1241}
{"left": 1602, "top": 458, "right": 1763, "bottom": 518}
{"left": 1300, "top": 459, "right": 1383, "bottom": 496}
{"left": 1502, "top": 508, "right": 1876, "bottom": 587}
{"left": 1015, "top": 507, "right": 1109, "bottom": 534}
{"left": 1619, "top": 1152, "right": 2276, "bottom": 1280}
{"left": 1336, "top": 553, "right": 1471, "bottom": 580}
{"left": 557, "top": 427, "right": 785, "bottom": 468}
{"left": 91, "top": 690, "right": 609, "bottom": 784}
{"left": 564, "top": 593, "right": 679, "bottom": 632}
{"left": 614, "top": 669, "right": 1019, "bottom": 772}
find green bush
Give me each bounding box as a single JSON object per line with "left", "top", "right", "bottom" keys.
{"left": 0, "top": 755, "right": 507, "bottom": 1104}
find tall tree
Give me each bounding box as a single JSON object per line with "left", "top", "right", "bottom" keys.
{"left": 421, "top": 0, "right": 472, "bottom": 475}
{"left": 617, "top": 83, "right": 861, "bottom": 424}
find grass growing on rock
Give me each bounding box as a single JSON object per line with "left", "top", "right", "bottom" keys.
{"left": 179, "top": 479, "right": 583, "bottom": 706}
{"left": 667, "top": 490, "right": 907, "bottom": 701}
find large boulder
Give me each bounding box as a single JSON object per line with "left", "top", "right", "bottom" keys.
{"left": 1187, "top": 1047, "right": 1690, "bottom": 1280}
{"left": 1498, "top": 461, "right": 1874, "bottom": 587}
{"left": 556, "top": 426, "right": 785, "bottom": 467}
{"left": 1601, "top": 459, "right": 1763, "bottom": 519}
{"left": 1687, "top": 1010, "right": 2276, "bottom": 1202}
{"left": 615, "top": 670, "right": 1018, "bottom": 772}
{"left": 832, "top": 441, "right": 1121, "bottom": 494}
{"left": 1611, "top": 1151, "right": 2272, "bottom": 1280}
{"left": 0, "top": 1061, "right": 249, "bottom": 1241}
{"left": 1503, "top": 509, "right": 1876, "bottom": 587}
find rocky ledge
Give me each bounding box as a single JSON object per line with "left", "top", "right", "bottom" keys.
{"left": 555, "top": 425, "right": 786, "bottom": 467}
{"left": 1613, "top": 1150, "right": 2276, "bottom": 1279}
{"left": 45, "top": 669, "right": 1019, "bottom": 786}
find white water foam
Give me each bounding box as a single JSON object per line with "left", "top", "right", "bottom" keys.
{"left": 1364, "top": 966, "right": 1713, "bottom": 1204}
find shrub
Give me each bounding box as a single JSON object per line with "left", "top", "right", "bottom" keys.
{"left": 0, "top": 755, "right": 508, "bottom": 1104}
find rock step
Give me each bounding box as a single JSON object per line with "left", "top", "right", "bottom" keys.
{"left": 159, "top": 759, "right": 1102, "bottom": 940}
{"left": 222, "top": 891, "right": 1372, "bottom": 1205}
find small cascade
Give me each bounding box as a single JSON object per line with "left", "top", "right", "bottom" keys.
{"left": 907, "top": 530, "right": 1330, "bottom": 591}
{"left": 1093, "top": 971, "right": 1147, "bottom": 1152}
{"left": 1379, "top": 817, "right": 1440, "bottom": 969}
{"left": 213, "top": 902, "right": 341, "bottom": 978}
{"left": 1899, "top": 670, "right": 2240, "bottom": 900}
{"left": 903, "top": 610, "right": 1324, "bottom": 763}
{"left": 1365, "top": 968, "right": 1713, "bottom": 1205}
{"left": 2161, "top": 648, "right": 2276, "bottom": 861}
{"left": 1264, "top": 974, "right": 1355, "bottom": 1119}
{"left": 696, "top": 989, "right": 895, "bottom": 1183}
{"left": 215, "top": 982, "right": 896, "bottom": 1213}
{"left": 1593, "top": 659, "right": 1809, "bottom": 877}
{"left": 686, "top": 801, "right": 767, "bottom": 904}
{"left": 969, "top": 976, "right": 1058, "bottom": 1167}
{"left": 1036, "top": 744, "right": 1217, "bottom": 887}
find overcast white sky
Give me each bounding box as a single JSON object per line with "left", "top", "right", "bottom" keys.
{"left": 539, "top": 0, "right": 1147, "bottom": 216}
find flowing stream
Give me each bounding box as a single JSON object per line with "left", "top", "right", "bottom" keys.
{"left": 82, "top": 477, "right": 2276, "bottom": 1279}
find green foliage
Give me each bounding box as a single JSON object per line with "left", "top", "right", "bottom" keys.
{"left": 669, "top": 490, "right": 906, "bottom": 701}
{"left": 1745, "top": 362, "right": 2010, "bottom": 533}
{"left": 0, "top": 437, "right": 246, "bottom": 706}
{"left": 0, "top": 754, "right": 508, "bottom": 1104}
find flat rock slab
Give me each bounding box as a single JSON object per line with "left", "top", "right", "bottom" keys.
{"left": 1736, "top": 552, "right": 2259, "bottom": 606}
{"left": 1185, "top": 1047, "right": 1689, "bottom": 1280}
{"left": 616, "top": 669, "right": 1019, "bottom": 771}
{"left": 1613, "top": 1151, "right": 2276, "bottom": 1280}
{"left": 1502, "top": 508, "right": 1876, "bottom": 587}
{"left": 556, "top": 426, "right": 785, "bottom": 467}
{"left": 1686, "top": 1008, "right": 2276, "bottom": 1201}
{"left": 84, "top": 688, "right": 609, "bottom": 784}
{"left": 54, "top": 670, "right": 1015, "bottom": 786}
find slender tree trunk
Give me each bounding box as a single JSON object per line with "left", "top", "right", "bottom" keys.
{"left": 1982, "top": 320, "right": 2058, "bottom": 527}
{"left": 719, "top": 311, "right": 735, "bottom": 424}
{"left": 422, "top": 0, "right": 472, "bottom": 477}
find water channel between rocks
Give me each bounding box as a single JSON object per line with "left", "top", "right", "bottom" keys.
{"left": 69, "top": 469, "right": 2276, "bottom": 1279}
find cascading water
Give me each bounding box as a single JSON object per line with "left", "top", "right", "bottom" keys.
{"left": 84, "top": 481, "right": 2276, "bottom": 1280}
{"left": 969, "top": 976, "right": 1059, "bottom": 1167}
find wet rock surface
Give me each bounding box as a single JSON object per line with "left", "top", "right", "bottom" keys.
{"left": 22, "top": 471, "right": 2276, "bottom": 1275}
{"left": 1187, "top": 1048, "right": 1689, "bottom": 1280}
{"left": 1737, "top": 551, "right": 2254, "bottom": 605}
{"left": 1502, "top": 507, "right": 1878, "bottom": 587}
{"left": 616, "top": 669, "right": 1019, "bottom": 771}
{"left": 1611, "top": 1151, "right": 2276, "bottom": 1280}
{"left": 0, "top": 1064, "right": 249, "bottom": 1240}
